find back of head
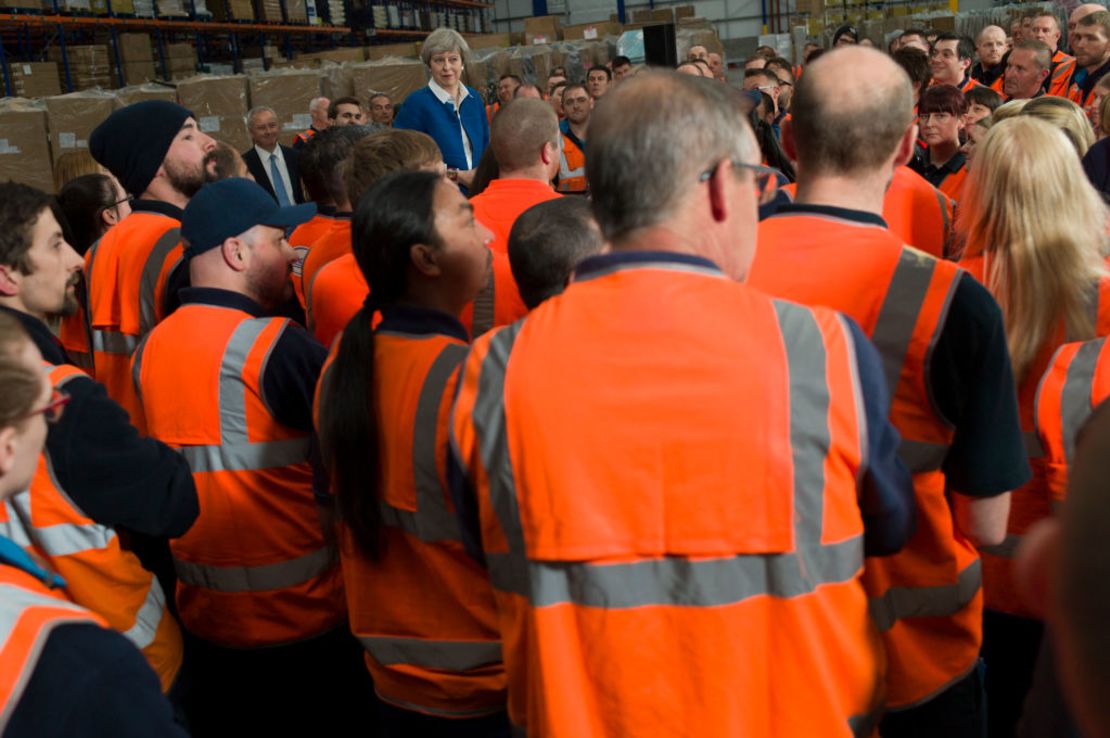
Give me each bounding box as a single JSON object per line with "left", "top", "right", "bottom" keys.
{"left": 1015, "top": 38, "right": 1053, "bottom": 69}
{"left": 992, "top": 98, "right": 1031, "bottom": 121}
{"left": 344, "top": 129, "right": 442, "bottom": 208}
{"left": 298, "top": 131, "right": 329, "bottom": 203}
{"left": 490, "top": 98, "right": 559, "bottom": 173}
{"left": 587, "top": 71, "right": 756, "bottom": 244}
{"left": 508, "top": 198, "right": 605, "bottom": 309}
{"left": 892, "top": 47, "right": 930, "bottom": 90}
{"left": 310, "top": 125, "right": 379, "bottom": 207}
{"left": 56, "top": 173, "right": 117, "bottom": 254}
{"left": 207, "top": 141, "right": 247, "bottom": 181}
{"left": 791, "top": 46, "right": 914, "bottom": 177}
{"left": 1021, "top": 95, "right": 1096, "bottom": 157}
{"left": 957, "top": 116, "right": 1107, "bottom": 380}
{"left": 0, "top": 310, "right": 38, "bottom": 428}
{"left": 53, "top": 150, "right": 102, "bottom": 193}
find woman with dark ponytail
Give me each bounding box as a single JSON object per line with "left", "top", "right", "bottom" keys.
{"left": 316, "top": 170, "right": 509, "bottom": 737}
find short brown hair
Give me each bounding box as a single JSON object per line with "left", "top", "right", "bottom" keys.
{"left": 919, "top": 84, "right": 968, "bottom": 117}
{"left": 328, "top": 96, "right": 363, "bottom": 120}
{"left": 344, "top": 129, "right": 441, "bottom": 207}
{"left": 0, "top": 181, "right": 52, "bottom": 275}
{"left": 1080, "top": 10, "right": 1110, "bottom": 39}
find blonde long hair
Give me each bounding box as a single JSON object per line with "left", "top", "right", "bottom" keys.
{"left": 1020, "top": 96, "right": 1095, "bottom": 157}
{"left": 957, "top": 116, "right": 1109, "bottom": 381}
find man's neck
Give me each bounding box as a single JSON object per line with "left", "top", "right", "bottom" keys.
{"left": 0, "top": 297, "right": 42, "bottom": 324}
{"left": 139, "top": 186, "right": 188, "bottom": 211}
{"left": 794, "top": 171, "right": 889, "bottom": 217}
{"left": 928, "top": 141, "right": 960, "bottom": 166}
{"left": 256, "top": 142, "right": 278, "bottom": 154}
{"left": 1086, "top": 54, "right": 1110, "bottom": 73}
{"left": 568, "top": 120, "right": 588, "bottom": 141}
{"left": 497, "top": 166, "right": 552, "bottom": 184}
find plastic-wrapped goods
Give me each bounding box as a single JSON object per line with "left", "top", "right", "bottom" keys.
{"left": 348, "top": 58, "right": 428, "bottom": 108}
{"left": 0, "top": 98, "right": 55, "bottom": 193}
{"left": 176, "top": 74, "right": 251, "bottom": 152}
{"left": 247, "top": 68, "right": 323, "bottom": 147}
{"left": 44, "top": 90, "right": 118, "bottom": 164}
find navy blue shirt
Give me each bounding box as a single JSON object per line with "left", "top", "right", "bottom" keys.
{"left": 0, "top": 536, "right": 186, "bottom": 738}
{"left": 450, "top": 250, "right": 916, "bottom": 560}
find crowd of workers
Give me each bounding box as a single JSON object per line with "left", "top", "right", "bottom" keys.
{"left": 3, "top": 10, "right": 1110, "bottom": 738}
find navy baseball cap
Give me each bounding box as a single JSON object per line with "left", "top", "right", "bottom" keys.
{"left": 182, "top": 178, "right": 316, "bottom": 258}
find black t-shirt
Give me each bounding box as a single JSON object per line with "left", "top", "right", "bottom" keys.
{"left": 929, "top": 273, "right": 1031, "bottom": 496}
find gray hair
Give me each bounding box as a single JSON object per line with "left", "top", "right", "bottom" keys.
{"left": 420, "top": 27, "right": 470, "bottom": 67}
{"left": 308, "top": 97, "right": 329, "bottom": 114}
{"left": 587, "top": 71, "right": 757, "bottom": 244}
{"left": 246, "top": 105, "right": 277, "bottom": 126}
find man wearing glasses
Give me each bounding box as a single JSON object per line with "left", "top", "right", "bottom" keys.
{"left": 449, "top": 69, "right": 913, "bottom": 737}
{"left": 741, "top": 67, "right": 782, "bottom": 116}
{"left": 749, "top": 46, "right": 1027, "bottom": 738}
{"left": 0, "top": 181, "right": 199, "bottom": 715}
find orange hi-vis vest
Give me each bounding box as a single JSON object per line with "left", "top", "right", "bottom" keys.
{"left": 990, "top": 75, "right": 1005, "bottom": 94}
{"left": 0, "top": 363, "right": 183, "bottom": 692}
{"left": 135, "top": 303, "right": 344, "bottom": 647}
{"left": 293, "top": 127, "right": 317, "bottom": 148}
{"left": 961, "top": 254, "right": 1110, "bottom": 615}
{"left": 289, "top": 212, "right": 338, "bottom": 310}
{"left": 60, "top": 211, "right": 184, "bottom": 434}
{"left": 0, "top": 560, "right": 105, "bottom": 730}
{"left": 322, "top": 322, "right": 506, "bottom": 718}
{"left": 309, "top": 254, "right": 370, "bottom": 349}
{"left": 1036, "top": 336, "right": 1110, "bottom": 503}
{"left": 302, "top": 219, "right": 352, "bottom": 326}
{"left": 1048, "top": 50, "right": 1078, "bottom": 98}
{"left": 779, "top": 171, "right": 955, "bottom": 259}
{"left": 751, "top": 209, "right": 978, "bottom": 710}
{"left": 452, "top": 258, "right": 884, "bottom": 737}
{"left": 556, "top": 131, "right": 587, "bottom": 194}
{"left": 470, "top": 179, "right": 562, "bottom": 256}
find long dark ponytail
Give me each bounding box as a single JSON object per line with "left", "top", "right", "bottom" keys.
{"left": 318, "top": 170, "right": 443, "bottom": 560}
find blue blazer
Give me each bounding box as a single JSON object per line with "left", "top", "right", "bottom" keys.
{"left": 394, "top": 84, "right": 489, "bottom": 171}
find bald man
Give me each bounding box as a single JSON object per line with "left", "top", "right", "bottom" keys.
{"left": 972, "top": 25, "right": 1009, "bottom": 90}
{"left": 469, "top": 98, "right": 562, "bottom": 321}
{"left": 749, "top": 46, "right": 1027, "bottom": 738}
{"left": 1069, "top": 3, "right": 1106, "bottom": 51}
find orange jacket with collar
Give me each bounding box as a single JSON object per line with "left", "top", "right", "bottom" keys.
{"left": 452, "top": 257, "right": 884, "bottom": 737}
{"left": 1048, "top": 50, "right": 1078, "bottom": 98}
{"left": 289, "top": 212, "right": 339, "bottom": 309}
{"left": 319, "top": 312, "right": 505, "bottom": 718}
{"left": 59, "top": 209, "right": 185, "bottom": 434}
{"left": 135, "top": 302, "right": 344, "bottom": 646}
{"left": 301, "top": 218, "right": 352, "bottom": 323}
{"left": 751, "top": 207, "right": 980, "bottom": 710}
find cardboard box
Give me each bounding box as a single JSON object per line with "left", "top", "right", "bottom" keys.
{"left": 205, "top": 0, "right": 253, "bottom": 20}
{"left": 48, "top": 44, "right": 111, "bottom": 66}
{"left": 44, "top": 91, "right": 118, "bottom": 164}
{"left": 319, "top": 62, "right": 355, "bottom": 99}
{"left": 176, "top": 74, "right": 251, "bottom": 151}
{"left": 366, "top": 42, "right": 419, "bottom": 60}
{"left": 348, "top": 59, "right": 427, "bottom": 111}
{"left": 115, "top": 82, "right": 177, "bottom": 105}
{"left": 509, "top": 45, "right": 552, "bottom": 90}
{"left": 257, "top": 0, "right": 282, "bottom": 21}
{"left": 0, "top": 98, "right": 54, "bottom": 194}
{"left": 117, "top": 33, "right": 154, "bottom": 62}
{"left": 298, "top": 47, "right": 366, "bottom": 64}
{"left": 8, "top": 62, "right": 62, "bottom": 98}
{"left": 285, "top": 0, "right": 307, "bottom": 23}
{"left": 675, "top": 5, "right": 696, "bottom": 19}
{"left": 524, "top": 14, "right": 562, "bottom": 43}
{"left": 121, "top": 60, "right": 158, "bottom": 85}
{"left": 89, "top": 0, "right": 135, "bottom": 13}
{"left": 248, "top": 68, "right": 322, "bottom": 146}
{"left": 562, "top": 22, "right": 622, "bottom": 40}
{"left": 464, "top": 32, "right": 511, "bottom": 49}
{"left": 155, "top": 0, "right": 189, "bottom": 15}
{"left": 164, "top": 42, "right": 195, "bottom": 59}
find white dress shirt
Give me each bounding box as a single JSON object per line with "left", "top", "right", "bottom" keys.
{"left": 428, "top": 78, "right": 473, "bottom": 169}
{"left": 255, "top": 144, "right": 296, "bottom": 204}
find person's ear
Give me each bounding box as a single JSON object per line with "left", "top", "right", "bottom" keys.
{"left": 101, "top": 207, "right": 119, "bottom": 228}
{"left": 893, "top": 122, "right": 917, "bottom": 169}
{"left": 410, "top": 243, "right": 441, "bottom": 277}
{"left": 222, "top": 237, "right": 249, "bottom": 272}
{"left": 707, "top": 161, "right": 733, "bottom": 223}
{"left": 0, "top": 426, "right": 17, "bottom": 478}
{"left": 0, "top": 263, "right": 21, "bottom": 298}
{"left": 541, "top": 141, "right": 557, "bottom": 166}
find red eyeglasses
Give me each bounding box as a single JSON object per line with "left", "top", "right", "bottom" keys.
{"left": 20, "top": 389, "right": 71, "bottom": 425}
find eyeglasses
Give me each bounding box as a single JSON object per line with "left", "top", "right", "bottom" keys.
{"left": 19, "top": 389, "right": 70, "bottom": 425}
{"left": 698, "top": 160, "right": 780, "bottom": 195}
{"left": 113, "top": 194, "right": 133, "bottom": 207}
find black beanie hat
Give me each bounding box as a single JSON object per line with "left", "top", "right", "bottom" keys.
{"left": 89, "top": 100, "right": 194, "bottom": 197}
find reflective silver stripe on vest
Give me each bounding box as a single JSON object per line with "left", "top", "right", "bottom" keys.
{"left": 473, "top": 300, "right": 865, "bottom": 608}
{"left": 868, "top": 558, "right": 981, "bottom": 632}
{"left": 176, "top": 318, "right": 310, "bottom": 473}
{"left": 138, "top": 229, "right": 181, "bottom": 336}
{"left": 91, "top": 329, "right": 140, "bottom": 356}
{"left": 380, "top": 343, "right": 468, "bottom": 543}
{"left": 359, "top": 635, "right": 502, "bottom": 670}
{"left": 871, "top": 249, "right": 936, "bottom": 405}
{"left": 1059, "top": 338, "right": 1105, "bottom": 466}
{"left": 6, "top": 487, "right": 117, "bottom": 556}
{"left": 121, "top": 576, "right": 167, "bottom": 650}
{"left": 173, "top": 317, "right": 323, "bottom": 592}
{"left": 0, "top": 583, "right": 94, "bottom": 731}
{"left": 131, "top": 334, "right": 150, "bottom": 404}
{"left": 174, "top": 546, "right": 333, "bottom": 593}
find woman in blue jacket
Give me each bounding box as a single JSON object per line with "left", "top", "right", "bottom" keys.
{"left": 395, "top": 27, "right": 489, "bottom": 191}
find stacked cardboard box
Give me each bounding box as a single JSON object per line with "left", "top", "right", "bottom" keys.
{"left": 524, "top": 15, "right": 562, "bottom": 45}
{"left": 155, "top": 0, "right": 189, "bottom": 16}
{"left": 348, "top": 59, "right": 427, "bottom": 110}
{"left": 366, "top": 42, "right": 419, "bottom": 60}
{"left": 117, "top": 32, "right": 158, "bottom": 85}
{"left": 90, "top": 0, "right": 136, "bottom": 14}
{"left": 176, "top": 74, "right": 251, "bottom": 151}
{"left": 164, "top": 42, "right": 197, "bottom": 79}
{"left": 286, "top": 0, "right": 308, "bottom": 23}
{"left": 8, "top": 62, "right": 62, "bottom": 98}
{"left": 0, "top": 99, "right": 54, "bottom": 194}
{"left": 464, "top": 32, "right": 511, "bottom": 49}
{"left": 248, "top": 69, "right": 321, "bottom": 146}
{"left": 48, "top": 44, "right": 115, "bottom": 91}
{"left": 115, "top": 83, "right": 176, "bottom": 105}
{"left": 205, "top": 0, "right": 254, "bottom": 20}
{"left": 44, "top": 90, "right": 117, "bottom": 164}
{"left": 258, "top": 0, "right": 283, "bottom": 21}
{"left": 562, "top": 22, "right": 622, "bottom": 41}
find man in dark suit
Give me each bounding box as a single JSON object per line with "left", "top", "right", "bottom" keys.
{"left": 242, "top": 106, "right": 306, "bottom": 205}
